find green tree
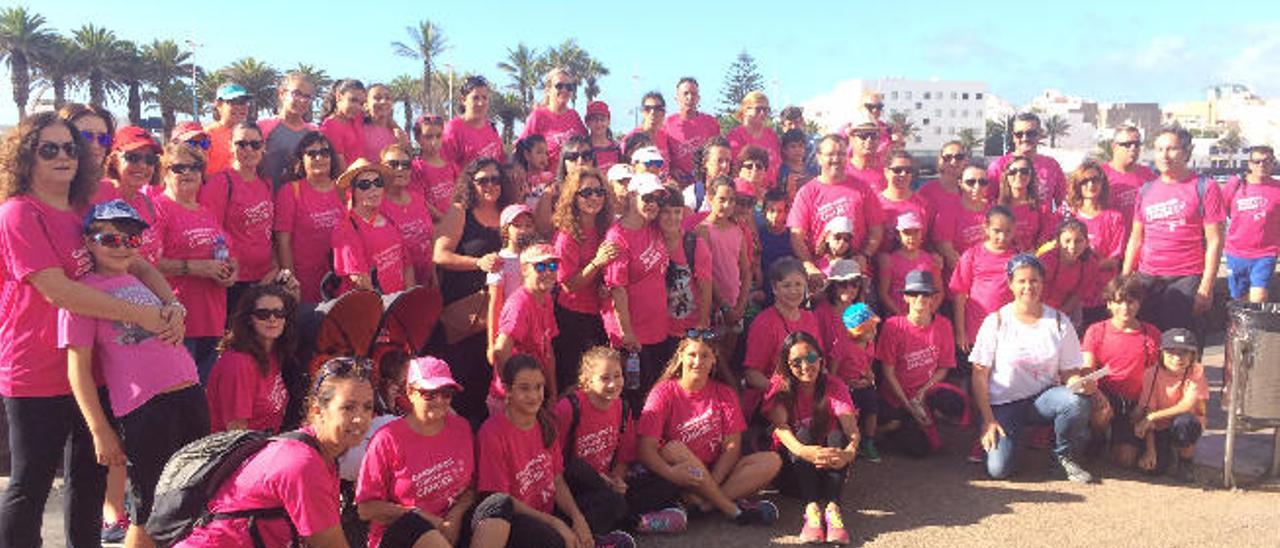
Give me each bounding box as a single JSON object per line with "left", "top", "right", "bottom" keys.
{"left": 984, "top": 118, "right": 1008, "bottom": 156}
{"left": 489, "top": 90, "right": 527, "bottom": 148}
{"left": 392, "top": 19, "right": 447, "bottom": 112}
{"left": 580, "top": 57, "right": 609, "bottom": 102}
{"left": 194, "top": 67, "right": 222, "bottom": 120}
{"left": 956, "top": 127, "right": 981, "bottom": 154}
{"left": 116, "top": 41, "right": 147, "bottom": 124}
{"left": 719, "top": 50, "right": 764, "bottom": 115}
{"left": 1043, "top": 114, "right": 1071, "bottom": 148}
{"left": 1095, "top": 138, "right": 1114, "bottom": 162}
{"left": 71, "top": 23, "right": 130, "bottom": 107}
{"left": 217, "top": 57, "right": 280, "bottom": 121}
{"left": 888, "top": 111, "right": 918, "bottom": 144}
{"left": 387, "top": 74, "right": 420, "bottom": 132}
{"left": 497, "top": 42, "right": 540, "bottom": 112}
{"left": 0, "top": 6, "right": 55, "bottom": 119}
{"left": 141, "top": 39, "right": 193, "bottom": 137}
{"left": 1217, "top": 128, "right": 1245, "bottom": 155}
{"left": 30, "top": 36, "right": 79, "bottom": 109}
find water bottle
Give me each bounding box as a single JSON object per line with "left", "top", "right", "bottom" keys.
{"left": 212, "top": 235, "right": 229, "bottom": 262}
{"left": 624, "top": 351, "right": 641, "bottom": 390}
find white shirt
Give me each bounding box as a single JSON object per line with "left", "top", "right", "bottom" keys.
{"left": 968, "top": 304, "right": 1083, "bottom": 405}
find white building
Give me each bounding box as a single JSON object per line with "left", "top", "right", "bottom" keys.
{"left": 802, "top": 78, "right": 988, "bottom": 154}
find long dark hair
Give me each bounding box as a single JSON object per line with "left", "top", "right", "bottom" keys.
{"left": 0, "top": 111, "right": 100, "bottom": 207}
{"left": 513, "top": 134, "right": 546, "bottom": 173}
{"left": 454, "top": 157, "right": 519, "bottom": 210}
{"left": 555, "top": 135, "right": 594, "bottom": 183}
{"left": 218, "top": 284, "right": 300, "bottom": 378}
{"left": 320, "top": 78, "right": 365, "bottom": 121}
{"left": 773, "top": 331, "right": 833, "bottom": 436}
{"left": 286, "top": 131, "right": 340, "bottom": 183}
{"left": 501, "top": 354, "right": 558, "bottom": 449}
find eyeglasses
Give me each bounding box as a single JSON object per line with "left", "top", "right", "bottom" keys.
{"left": 642, "top": 104, "right": 665, "bottom": 113}
{"left": 1006, "top": 167, "right": 1033, "bottom": 176}
{"left": 1115, "top": 141, "right": 1141, "bottom": 149}
{"left": 304, "top": 147, "right": 332, "bottom": 159}
{"left": 250, "top": 307, "right": 288, "bottom": 321}
{"left": 353, "top": 177, "right": 385, "bottom": 191}
{"left": 685, "top": 328, "right": 717, "bottom": 341}
{"left": 35, "top": 141, "right": 78, "bottom": 160}
{"left": 186, "top": 138, "right": 211, "bottom": 150}
{"left": 418, "top": 114, "right": 445, "bottom": 125}
{"left": 419, "top": 132, "right": 443, "bottom": 140}
{"left": 234, "top": 140, "right": 263, "bottom": 150}
{"left": 288, "top": 89, "right": 313, "bottom": 101}
{"left": 168, "top": 163, "right": 204, "bottom": 175}
{"left": 853, "top": 132, "right": 878, "bottom": 141}
{"left": 887, "top": 166, "right": 913, "bottom": 175}
{"left": 577, "top": 187, "right": 607, "bottom": 199}
{"left": 748, "top": 106, "right": 770, "bottom": 115}
{"left": 941, "top": 153, "right": 967, "bottom": 163}
{"left": 312, "top": 356, "right": 373, "bottom": 392}
{"left": 788, "top": 351, "right": 820, "bottom": 368}
{"left": 80, "top": 130, "right": 112, "bottom": 148}
{"left": 89, "top": 232, "right": 142, "bottom": 249}
{"left": 555, "top": 82, "right": 577, "bottom": 92}
{"left": 740, "top": 162, "right": 763, "bottom": 171}
{"left": 385, "top": 160, "right": 412, "bottom": 171}
{"left": 1012, "top": 130, "right": 1039, "bottom": 140}
{"left": 562, "top": 151, "right": 594, "bottom": 162}
{"left": 1249, "top": 158, "right": 1274, "bottom": 165}
{"left": 123, "top": 152, "right": 159, "bottom": 166}
{"left": 640, "top": 191, "right": 668, "bottom": 205}
{"left": 473, "top": 175, "right": 502, "bottom": 187}
{"left": 532, "top": 260, "right": 560, "bottom": 273}
{"left": 864, "top": 103, "right": 885, "bottom": 112}
{"left": 414, "top": 387, "right": 456, "bottom": 401}
{"left": 962, "top": 178, "right": 989, "bottom": 187}
{"left": 642, "top": 159, "right": 665, "bottom": 169}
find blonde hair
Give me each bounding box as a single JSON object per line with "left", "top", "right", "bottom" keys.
{"left": 737, "top": 91, "right": 769, "bottom": 122}
{"left": 541, "top": 67, "right": 577, "bottom": 108}
{"left": 577, "top": 346, "right": 622, "bottom": 390}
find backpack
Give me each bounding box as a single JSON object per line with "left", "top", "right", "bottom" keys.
{"left": 1137, "top": 175, "right": 1210, "bottom": 219}
{"left": 147, "top": 430, "right": 322, "bottom": 548}
{"left": 562, "top": 391, "right": 630, "bottom": 467}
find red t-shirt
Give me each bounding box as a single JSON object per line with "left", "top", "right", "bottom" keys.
{"left": 638, "top": 379, "right": 745, "bottom": 465}
{"left": 154, "top": 193, "right": 231, "bottom": 338}
{"left": 932, "top": 203, "right": 987, "bottom": 256}
{"left": 727, "top": 125, "right": 782, "bottom": 186}
{"left": 743, "top": 306, "right": 823, "bottom": 377}
{"left": 477, "top": 411, "right": 562, "bottom": 513}
{"left": 846, "top": 163, "right": 888, "bottom": 195}
{"left": 883, "top": 250, "right": 942, "bottom": 314}
{"left": 553, "top": 389, "right": 637, "bottom": 475}
{"left": 1224, "top": 176, "right": 1280, "bottom": 258}
{"left": 203, "top": 123, "right": 234, "bottom": 175}
{"left": 1138, "top": 363, "right": 1209, "bottom": 429}
{"left": 410, "top": 158, "right": 460, "bottom": 215}
{"left": 986, "top": 153, "right": 1067, "bottom": 207}
{"left": 1133, "top": 175, "right": 1227, "bottom": 276}
{"left": 916, "top": 181, "right": 962, "bottom": 221}
{"left": 877, "top": 192, "right": 931, "bottom": 249}
{"left": 949, "top": 245, "right": 1017, "bottom": 345}
{"left": 380, "top": 193, "right": 435, "bottom": 284}
{"left": 1038, "top": 249, "right": 1102, "bottom": 311}
{"left": 1081, "top": 320, "right": 1160, "bottom": 402}
{"left": 1007, "top": 201, "right": 1054, "bottom": 252}
{"left": 441, "top": 117, "right": 505, "bottom": 169}
{"left": 1101, "top": 163, "right": 1156, "bottom": 227}
{"left": 493, "top": 287, "right": 558, "bottom": 399}
{"left": 876, "top": 315, "right": 956, "bottom": 406}
{"left": 200, "top": 170, "right": 275, "bottom": 281}
{"left": 205, "top": 350, "right": 287, "bottom": 433}
{"left": 602, "top": 223, "right": 669, "bottom": 346}
{"left": 786, "top": 176, "right": 884, "bottom": 256}
{"left": 273, "top": 181, "right": 344, "bottom": 303}
{"left": 332, "top": 212, "right": 410, "bottom": 294}
{"left": 321, "top": 116, "right": 368, "bottom": 166}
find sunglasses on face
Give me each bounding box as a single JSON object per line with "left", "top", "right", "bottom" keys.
{"left": 577, "top": 187, "right": 607, "bottom": 199}
{"left": 419, "top": 132, "right": 443, "bottom": 140}
{"left": 304, "top": 147, "right": 332, "bottom": 159}
{"left": 853, "top": 132, "right": 878, "bottom": 141}
{"left": 788, "top": 351, "right": 821, "bottom": 368}
{"left": 385, "top": 160, "right": 412, "bottom": 171}
{"left": 643, "top": 159, "right": 665, "bottom": 169}
{"left": 187, "top": 138, "right": 211, "bottom": 150}
{"left": 963, "top": 178, "right": 989, "bottom": 187}
{"left": 353, "top": 177, "right": 385, "bottom": 191}
{"left": 1006, "top": 167, "right": 1033, "bottom": 176}
{"left": 831, "top": 278, "right": 861, "bottom": 289}
{"left": 90, "top": 232, "right": 142, "bottom": 249}
{"left": 414, "top": 387, "right": 456, "bottom": 401}
{"left": 1080, "top": 177, "right": 1103, "bottom": 186}
{"left": 555, "top": 82, "right": 577, "bottom": 92}
{"left": 864, "top": 103, "right": 885, "bottom": 112}
{"left": 888, "top": 166, "right": 913, "bottom": 175}
{"left": 234, "top": 140, "right": 264, "bottom": 151}
{"left": 313, "top": 357, "right": 373, "bottom": 392}
{"left": 80, "top": 130, "right": 113, "bottom": 148}
{"left": 941, "top": 153, "right": 967, "bottom": 163}
{"left": 642, "top": 104, "right": 665, "bottom": 113}
{"left": 562, "top": 151, "right": 594, "bottom": 162}
{"left": 685, "top": 328, "right": 717, "bottom": 341}
{"left": 473, "top": 175, "right": 502, "bottom": 187}
{"left": 532, "top": 260, "right": 560, "bottom": 273}
{"left": 741, "top": 162, "right": 763, "bottom": 171}
{"left": 1013, "top": 130, "right": 1039, "bottom": 139}
{"left": 1115, "top": 140, "right": 1141, "bottom": 149}
{"left": 418, "top": 114, "right": 445, "bottom": 125}
{"left": 35, "top": 141, "right": 78, "bottom": 160}
{"left": 748, "top": 106, "right": 770, "bottom": 115}
{"left": 250, "top": 307, "right": 288, "bottom": 321}
{"left": 169, "top": 162, "right": 204, "bottom": 175}
{"left": 1250, "top": 158, "right": 1274, "bottom": 165}
{"left": 123, "top": 151, "right": 159, "bottom": 166}
{"left": 640, "top": 191, "right": 668, "bottom": 205}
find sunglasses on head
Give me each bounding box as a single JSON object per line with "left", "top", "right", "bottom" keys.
{"left": 963, "top": 178, "right": 989, "bottom": 187}
{"left": 313, "top": 357, "right": 373, "bottom": 392}
{"left": 577, "top": 187, "right": 607, "bottom": 199}
{"left": 1006, "top": 167, "right": 1033, "bottom": 176}
{"left": 562, "top": 150, "right": 594, "bottom": 162}
{"left": 35, "top": 141, "right": 78, "bottom": 160}
{"left": 169, "top": 162, "right": 204, "bottom": 175}
{"left": 123, "top": 151, "right": 159, "bottom": 166}
{"left": 888, "top": 166, "right": 913, "bottom": 175}
{"left": 385, "top": 160, "right": 412, "bottom": 171}
{"left": 640, "top": 191, "right": 668, "bottom": 205}
{"left": 1115, "top": 140, "right": 1141, "bottom": 149}
{"left": 532, "top": 260, "right": 560, "bottom": 273}
{"left": 250, "top": 307, "right": 288, "bottom": 321}
{"left": 304, "top": 147, "right": 332, "bottom": 159}
{"left": 473, "top": 175, "right": 502, "bottom": 187}
{"left": 353, "top": 177, "right": 384, "bottom": 191}
{"left": 941, "top": 153, "right": 967, "bottom": 163}
{"left": 555, "top": 82, "right": 577, "bottom": 92}
{"left": 1012, "top": 130, "right": 1038, "bottom": 139}
{"left": 187, "top": 138, "right": 211, "bottom": 150}
{"left": 788, "top": 351, "right": 821, "bottom": 368}
{"left": 90, "top": 232, "right": 142, "bottom": 249}
{"left": 80, "top": 130, "right": 113, "bottom": 148}
{"left": 414, "top": 386, "right": 456, "bottom": 401}
{"left": 234, "top": 139, "right": 263, "bottom": 150}
{"left": 685, "top": 328, "right": 717, "bottom": 341}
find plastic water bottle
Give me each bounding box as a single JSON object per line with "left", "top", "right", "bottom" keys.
{"left": 212, "top": 235, "right": 229, "bottom": 262}
{"left": 624, "top": 352, "right": 641, "bottom": 390}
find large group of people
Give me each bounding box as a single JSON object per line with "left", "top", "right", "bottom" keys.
{"left": 0, "top": 65, "right": 1270, "bottom": 548}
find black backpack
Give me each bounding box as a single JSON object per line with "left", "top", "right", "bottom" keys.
{"left": 562, "top": 392, "right": 631, "bottom": 466}
{"left": 147, "top": 430, "right": 322, "bottom": 548}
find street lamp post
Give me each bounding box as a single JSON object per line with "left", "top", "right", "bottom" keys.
{"left": 185, "top": 39, "right": 201, "bottom": 121}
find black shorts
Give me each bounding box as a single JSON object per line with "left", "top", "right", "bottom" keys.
{"left": 118, "top": 384, "right": 210, "bottom": 524}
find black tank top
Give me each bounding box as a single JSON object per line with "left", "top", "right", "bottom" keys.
{"left": 439, "top": 208, "right": 501, "bottom": 304}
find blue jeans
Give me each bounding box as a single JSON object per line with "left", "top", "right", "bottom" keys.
{"left": 986, "top": 386, "right": 1091, "bottom": 479}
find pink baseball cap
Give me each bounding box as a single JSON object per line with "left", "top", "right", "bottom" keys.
{"left": 896, "top": 211, "right": 925, "bottom": 231}
{"left": 499, "top": 203, "right": 534, "bottom": 227}
{"left": 733, "top": 176, "right": 756, "bottom": 197}
{"left": 406, "top": 356, "right": 463, "bottom": 392}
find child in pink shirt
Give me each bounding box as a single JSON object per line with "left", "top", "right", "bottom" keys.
{"left": 877, "top": 211, "right": 943, "bottom": 317}
{"left": 813, "top": 216, "right": 858, "bottom": 275}
{"left": 877, "top": 151, "right": 931, "bottom": 250}
{"left": 319, "top": 79, "right": 369, "bottom": 168}
{"left": 949, "top": 205, "right": 1018, "bottom": 350}
{"left": 408, "top": 114, "right": 459, "bottom": 220}
{"left": 486, "top": 204, "right": 537, "bottom": 346}
{"left": 490, "top": 243, "right": 561, "bottom": 411}
{"left": 814, "top": 263, "right": 882, "bottom": 463}
{"left": 1132, "top": 328, "right": 1208, "bottom": 481}
{"left": 585, "top": 101, "right": 622, "bottom": 172}
{"left": 702, "top": 178, "right": 751, "bottom": 357}
{"left": 1038, "top": 218, "right": 1101, "bottom": 328}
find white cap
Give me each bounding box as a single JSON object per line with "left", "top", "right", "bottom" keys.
{"left": 627, "top": 173, "right": 665, "bottom": 196}
{"left": 823, "top": 216, "right": 854, "bottom": 235}
{"left": 606, "top": 163, "right": 634, "bottom": 182}
{"left": 631, "top": 146, "right": 664, "bottom": 164}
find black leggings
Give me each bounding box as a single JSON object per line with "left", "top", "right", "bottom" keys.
{"left": 779, "top": 429, "right": 850, "bottom": 505}
{"left": 552, "top": 305, "right": 608, "bottom": 394}
{"left": 562, "top": 458, "right": 629, "bottom": 532}
{"left": 0, "top": 393, "right": 108, "bottom": 548}
{"left": 472, "top": 493, "right": 566, "bottom": 548}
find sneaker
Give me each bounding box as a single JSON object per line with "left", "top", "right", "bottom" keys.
{"left": 799, "top": 502, "right": 823, "bottom": 543}
{"left": 734, "top": 499, "right": 779, "bottom": 526}
{"left": 858, "top": 439, "right": 883, "bottom": 463}
{"left": 967, "top": 441, "right": 986, "bottom": 464}
{"left": 636, "top": 506, "right": 687, "bottom": 534}
{"left": 595, "top": 530, "right": 637, "bottom": 548}
{"left": 101, "top": 517, "right": 129, "bottom": 544}
{"left": 824, "top": 503, "right": 851, "bottom": 545}
{"left": 1058, "top": 455, "right": 1094, "bottom": 484}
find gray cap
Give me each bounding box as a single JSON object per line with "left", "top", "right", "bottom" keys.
{"left": 83, "top": 199, "right": 148, "bottom": 231}
{"left": 902, "top": 269, "right": 938, "bottom": 295}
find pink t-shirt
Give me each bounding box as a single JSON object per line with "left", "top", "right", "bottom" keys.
{"left": 948, "top": 245, "right": 1017, "bottom": 345}
{"left": 476, "top": 411, "right": 562, "bottom": 513}
{"left": 592, "top": 141, "right": 622, "bottom": 173}
{"left": 846, "top": 163, "right": 887, "bottom": 195}
{"left": 916, "top": 181, "right": 963, "bottom": 220}
{"left": 203, "top": 124, "right": 234, "bottom": 176}
{"left": 727, "top": 125, "right": 781, "bottom": 187}
{"left": 663, "top": 112, "right": 722, "bottom": 183}
{"left": 1138, "top": 364, "right": 1209, "bottom": 429}
{"left": 380, "top": 193, "right": 435, "bottom": 284}
{"left": 762, "top": 375, "right": 855, "bottom": 436}
{"left": 602, "top": 223, "right": 669, "bottom": 346}
{"left": 363, "top": 124, "right": 401, "bottom": 163}
{"left": 321, "top": 116, "right": 367, "bottom": 166}
{"left": 786, "top": 176, "right": 884, "bottom": 255}
{"left": 493, "top": 287, "right": 558, "bottom": 399}
{"left": 554, "top": 229, "right": 604, "bottom": 314}
{"left": 638, "top": 379, "right": 745, "bottom": 465}
{"left": 876, "top": 315, "right": 956, "bottom": 406}
{"left": 57, "top": 273, "right": 199, "bottom": 417}
{"left": 932, "top": 203, "right": 988, "bottom": 256}
{"left": 410, "top": 158, "right": 460, "bottom": 214}
{"left": 205, "top": 350, "right": 287, "bottom": 433}
{"left": 356, "top": 415, "right": 475, "bottom": 547}
{"left": 814, "top": 301, "right": 875, "bottom": 385}
{"left": 877, "top": 192, "right": 931, "bottom": 250}
{"left": 521, "top": 107, "right": 587, "bottom": 167}
{"left": 1007, "top": 201, "right": 1054, "bottom": 252}
{"left": 441, "top": 117, "right": 506, "bottom": 169}
{"left": 200, "top": 170, "right": 275, "bottom": 281}
{"left": 743, "top": 307, "right": 822, "bottom": 377}
{"left": 1101, "top": 163, "right": 1156, "bottom": 226}
{"left": 1224, "top": 176, "right": 1280, "bottom": 258}
{"left": 1072, "top": 207, "right": 1127, "bottom": 266}
{"left": 986, "top": 153, "right": 1067, "bottom": 207}
{"left": 1038, "top": 249, "right": 1101, "bottom": 311}
{"left": 178, "top": 428, "right": 338, "bottom": 547}
{"left": 883, "top": 250, "right": 942, "bottom": 313}
{"left": 92, "top": 183, "right": 162, "bottom": 264}
{"left": 666, "top": 232, "right": 712, "bottom": 338}
{"left": 274, "top": 181, "right": 344, "bottom": 303}
{"left": 553, "top": 389, "right": 637, "bottom": 475}
{"left": 1082, "top": 320, "right": 1160, "bottom": 402}
{"left": 0, "top": 196, "right": 94, "bottom": 397}
{"left": 1133, "top": 175, "right": 1227, "bottom": 276}
{"left": 153, "top": 194, "right": 230, "bottom": 338}
{"left": 706, "top": 221, "right": 745, "bottom": 306}
{"left": 333, "top": 213, "right": 410, "bottom": 295}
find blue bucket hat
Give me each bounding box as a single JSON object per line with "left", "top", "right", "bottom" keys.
{"left": 83, "top": 199, "right": 148, "bottom": 232}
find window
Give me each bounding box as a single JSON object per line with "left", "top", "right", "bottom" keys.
{"left": 934, "top": 109, "right": 942, "bottom": 117}
{"left": 914, "top": 136, "right": 922, "bottom": 144}
{"left": 976, "top": 93, "right": 984, "bottom": 100}
{"left": 934, "top": 127, "right": 942, "bottom": 135}
{"left": 962, "top": 93, "right": 970, "bottom": 100}
{"left": 950, "top": 109, "right": 956, "bottom": 117}
{"left": 924, "top": 92, "right": 932, "bottom": 100}
{"left": 951, "top": 92, "right": 958, "bottom": 99}
{"left": 915, "top": 102, "right": 923, "bottom": 110}
{"left": 891, "top": 91, "right": 899, "bottom": 100}
{"left": 905, "top": 91, "right": 913, "bottom": 100}
{"left": 961, "top": 109, "right": 969, "bottom": 118}
{"left": 922, "top": 118, "right": 930, "bottom": 125}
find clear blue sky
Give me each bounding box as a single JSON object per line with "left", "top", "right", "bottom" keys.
{"left": 4, "top": 0, "right": 1279, "bottom": 127}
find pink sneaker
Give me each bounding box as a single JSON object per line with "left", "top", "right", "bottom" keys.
{"left": 799, "top": 502, "right": 823, "bottom": 543}
{"left": 824, "top": 503, "right": 851, "bottom": 545}
{"left": 968, "top": 441, "right": 986, "bottom": 463}
{"left": 636, "top": 506, "right": 687, "bottom": 534}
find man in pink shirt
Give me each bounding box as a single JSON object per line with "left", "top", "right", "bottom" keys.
{"left": 663, "top": 77, "right": 722, "bottom": 186}
{"left": 1122, "top": 126, "right": 1225, "bottom": 335}
{"left": 846, "top": 121, "right": 888, "bottom": 193}
{"left": 1102, "top": 125, "right": 1157, "bottom": 225}
{"left": 986, "top": 112, "right": 1066, "bottom": 208}
{"left": 1223, "top": 145, "right": 1280, "bottom": 302}
{"left": 788, "top": 134, "right": 884, "bottom": 284}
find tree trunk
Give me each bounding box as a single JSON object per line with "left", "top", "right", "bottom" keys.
{"left": 127, "top": 82, "right": 143, "bottom": 125}
{"left": 422, "top": 63, "right": 432, "bottom": 115}
{"left": 402, "top": 100, "right": 412, "bottom": 135}
{"left": 9, "top": 54, "right": 29, "bottom": 121}
{"left": 90, "top": 78, "right": 105, "bottom": 107}
{"left": 53, "top": 79, "right": 67, "bottom": 109}
{"left": 161, "top": 105, "right": 175, "bottom": 140}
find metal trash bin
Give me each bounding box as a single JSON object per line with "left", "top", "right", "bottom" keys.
{"left": 1223, "top": 302, "right": 1280, "bottom": 487}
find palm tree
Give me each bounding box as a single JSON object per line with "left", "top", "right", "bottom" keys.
{"left": 984, "top": 118, "right": 1007, "bottom": 156}
{"left": 1095, "top": 138, "right": 1115, "bottom": 163}
{"left": 387, "top": 75, "right": 420, "bottom": 132}
{"left": 218, "top": 57, "right": 280, "bottom": 121}
{"left": 71, "top": 23, "right": 130, "bottom": 107}
{"left": 141, "top": 39, "right": 193, "bottom": 137}
{"left": 194, "top": 67, "right": 224, "bottom": 120}
{"left": 580, "top": 57, "right": 609, "bottom": 102}
{"left": 30, "top": 36, "right": 79, "bottom": 109}
{"left": 1217, "top": 128, "right": 1245, "bottom": 156}
{"left": 1043, "top": 114, "right": 1071, "bottom": 148}
{"left": 497, "top": 42, "right": 540, "bottom": 112}
{"left": 887, "top": 111, "right": 918, "bottom": 143}
{"left": 489, "top": 91, "right": 527, "bottom": 147}
{"left": 956, "top": 128, "right": 981, "bottom": 154}
{"left": 392, "top": 19, "right": 447, "bottom": 113}
{"left": 116, "top": 41, "right": 147, "bottom": 124}
{"left": 0, "top": 6, "right": 55, "bottom": 119}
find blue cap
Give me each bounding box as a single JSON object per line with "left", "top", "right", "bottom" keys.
{"left": 84, "top": 199, "right": 148, "bottom": 231}
{"left": 1005, "top": 252, "right": 1045, "bottom": 279}
{"left": 842, "top": 302, "right": 876, "bottom": 331}
{"left": 216, "top": 83, "right": 251, "bottom": 101}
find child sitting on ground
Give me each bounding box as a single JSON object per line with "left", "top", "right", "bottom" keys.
{"left": 1132, "top": 328, "right": 1208, "bottom": 482}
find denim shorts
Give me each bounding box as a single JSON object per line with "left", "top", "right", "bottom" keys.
{"left": 1225, "top": 253, "right": 1277, "bottom": 298}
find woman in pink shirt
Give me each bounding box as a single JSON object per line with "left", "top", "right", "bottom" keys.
{"left": 96, "top": 126, "right": 164, "bottom": 264}
{"left": 917, "top": 141, "right": 967, "bottom": 223}
{"left": 877, "top": 151, "right": 931, "bottom": 252}
{"left": 0, "top": 113, "right": 182, "bottom": 548}
{"left": 727, "top": 91, "right": 781, "bottom": 186}
{"left": 362, "top": 83, "right": 408, "bottom": 163}
{"left": 153, "top": 143, "right": 238, "bottom": 382}
{"left": 319, "top": 78, "right": 367, "bottom": 170}
{"left": 521, "top": 67, "right": 587, "bottom": 169}
{"left": 58, "top": 102, "right": 115, "bottom": 170}
{"left": 1064, "top": 160, "right": 1127, "bottom": 326}
{"left": 628, "top": 92, "right": 674, "bottom": 164}
{"left": 552, "top": 168, "right": 618, "bottom": 389}
{"left": 332, "top": 159, "right": 414, "bottom": 295}
{"left": 177, "top": 357, "right": 375, "bottom": 547}
{"left": 742, "top": 258, "right": 822, "bottom": 416}
{"left": 380, "top": 143, "right": 436, "bottom": 287}
{"left": 410, "top": 113, "right": 459, "bottom": 220}
{"left": 441, "top": 75, "right": 506, "bottom": 169}
{"left": 206, "top": 283, "right": 297, "bottom": 433}
{"left": 934, "top": 165, "right": 991, "bottom": 275}
{"left": 274, "top": 131, "right": 345, "bottom": 304}
{"left": 997, "top": 156, "right": 1053, "bottom": 252}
